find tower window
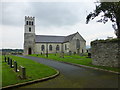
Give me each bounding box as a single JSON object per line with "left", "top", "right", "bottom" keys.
{"left": 32, "top": 21, "right": 34, "bottom": 25}
{"left": 29, "top": 27, "right": 31, "bottom": 32}
{"left": 26, "top": 21, "right": 28, "bottom": 25}
{"left": 29, "top": 21, "right": 31, "bottom": 25}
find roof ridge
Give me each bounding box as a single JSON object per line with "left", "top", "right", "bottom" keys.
{"left": 66, "top": 32, "right": 77, "bottom": 37}
{"left": 36, "top": 35, "right": 65, "bottom": 37}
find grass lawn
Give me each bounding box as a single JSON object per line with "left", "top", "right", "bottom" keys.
{"left": 29, "top": 54, "right": 120, "bottom": 72}
{"left": 2, "top": 55, "right": 57, "bottom": 87}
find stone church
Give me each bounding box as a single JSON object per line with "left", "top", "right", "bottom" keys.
{"left": 24, "top": 16, "right": 86, "bottom": 55}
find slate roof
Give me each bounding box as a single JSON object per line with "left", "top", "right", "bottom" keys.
{"left": 35, "top": 32, "right": 85, "bottom": 43}
{"left": 35, "top": 35, "right": 65, "bottom": 43}
{"left": 64, "top": 32, "right": 77, "bottom": 42}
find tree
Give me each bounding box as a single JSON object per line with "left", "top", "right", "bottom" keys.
{"left": 86, "top": 1, "right": 120, "bottom": 38}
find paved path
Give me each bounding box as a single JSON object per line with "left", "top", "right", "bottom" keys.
{"left": 18, "top": 55, "right": 119, "bottom": 88}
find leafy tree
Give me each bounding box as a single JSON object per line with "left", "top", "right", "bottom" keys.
{"left": 86, "top": 1, "right": 120, "bottom": 38}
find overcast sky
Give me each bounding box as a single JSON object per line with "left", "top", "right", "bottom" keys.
{"left": 1, "top": 0, "right": 116, "bottom": 49}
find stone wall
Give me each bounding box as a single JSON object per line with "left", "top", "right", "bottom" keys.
{"left": 35, "top": 43, "right": 64, "bottom": 54}
{"left": 70, "top": 33, "right": 86, "bottom": 53}
{"left": 24, "top": 33, "right": 35, "bottom": 55}
{"left": 91, "top": 39, "right": 120, "bottom": 67}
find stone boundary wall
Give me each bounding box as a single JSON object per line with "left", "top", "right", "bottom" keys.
{"left": 91, "top": 39, "right": 120, "bottom": 67}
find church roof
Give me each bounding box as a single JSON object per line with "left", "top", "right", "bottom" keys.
{"left": 64, "top": 32, "right": 77, "bottom": 42}
{"left": 35, "top": 35, "right": 65, "bottom": 43}
{"left": 35, "top": 32, "right": 85, "bottom": 43}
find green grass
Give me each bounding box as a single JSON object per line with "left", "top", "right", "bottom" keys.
{"left": 2, "top": 55, "right": 57, "bottom": 87}
{"left": 29, "top": 54, "right": 120, "bottom": 72}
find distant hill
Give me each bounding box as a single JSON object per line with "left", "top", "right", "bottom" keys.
{"left": 2, "top": 49, "right": 23, "bottom": 55}
{"left": 2, "top": 49, "right": 23, "bottom": 52}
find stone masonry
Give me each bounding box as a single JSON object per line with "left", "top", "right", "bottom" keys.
{"left": 91, "top": 40, "right": 120, "bottom": 67}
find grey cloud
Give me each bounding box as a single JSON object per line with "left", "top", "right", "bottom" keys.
{"left": 30, "top": 2, "right": 84, "bottom": 26}
{"left": 2, "top": 2, "right": 27, "bottom": 26}
{"left": 1, "top": 2, "right": 94, "bottom": 27}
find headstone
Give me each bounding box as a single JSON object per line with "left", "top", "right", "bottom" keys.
{"left": 60, "top": 52, "right": 64, "bottom": 58}
{"left": 74, "top": 52, "right": 76, "bottom": 55}
{"left": 87, "top": 50, "right": 88, "bottom": 53}
{"left": 88, "top": 53, "right": 91, "bottom": 58}
{"left": 7, "top": 57, "right": 10, "bottom": 65}
{"left": 20, "top": 66, "right": 26, "bottom": 79}
{"left": 41, "top": 52, "right": 42, "bottom": 55}
{"left": 46, "top": 53, "right": 48, "bottom": 57}
{"left": 10, "top": 59, "right": 13, "bottom": 68}
{"left": 14, "top": 61, "right": 17, "bottom": 72}
{"left": 55, "top": 52, "right": 57, "bottom": 56}
{"left": 69, "top": 51, "right": 72, "bottom": 55}
{"left": 4, "top": 56, "right": 6, "bottom": 62}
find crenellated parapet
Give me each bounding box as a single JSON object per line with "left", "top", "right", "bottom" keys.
{"left": 25, "top": 16, "right": 35, "bottom": 26}
{"left": 25, "top": 16, "right": 35, "bottom": 20}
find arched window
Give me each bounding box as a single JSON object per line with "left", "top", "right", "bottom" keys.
{"left": 32, "top": 21, "right": 34, "bottom": 25}
{"left": 41, "top": 45, "right": 44, "bottom": 51}
{"left": 29, "top": 27, "right": 31, "bottom": 32}
{"left": 56, "top": 45, "right": 59, "bottom": 51}
{"left": 65, "top": 44, "right": 67, "bottom": 50}
{"left": 26, "top": 21, "right": 28, "bottom": 25}
{"left": 76, "top": 39, "right": 80, "bottom": 49}
{"left": 29, "top": 21, "right": 31, "bottom": 25}
{"left": 49, "top": 45, "right": 52, "bottom": 51}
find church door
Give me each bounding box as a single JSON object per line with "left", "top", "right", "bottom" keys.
{"left": 28, "top": 48, "right": 32, "bottom": 55}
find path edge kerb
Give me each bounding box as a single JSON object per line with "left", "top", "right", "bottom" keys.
{"left": 61, "top": 61, "right": 120, "bottom": 74}
{"left": 2, "top": 68, "right": 60, "bottom": 89}
{"left": 39, "top": 57, "right": 119, "bottom": 75}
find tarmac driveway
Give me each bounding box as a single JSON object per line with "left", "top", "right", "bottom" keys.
{"left": 17, "top": 55, "right": 119, "bottom": 88}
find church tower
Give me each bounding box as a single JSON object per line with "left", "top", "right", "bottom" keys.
{"left": 24, "top": 16, "right": 35, "bottom": 55}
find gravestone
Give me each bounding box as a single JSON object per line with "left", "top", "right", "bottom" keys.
{"left": 55, "top": 52, "right": 57, "bottom": 56}
{"left": 4, "top": 56, "right": 6, "bottom": 62}
{"left": 7, "top": 57, "right": 10, "bottom": 65}
{"left": 46, "top": 53, "right": 48, "bottom": 57}
{"left": 60, "top": 52, "right": 64, "bottom": 58}
{"left": 10, "top": 59, "right": 13, "bottom": 68}
{"left": 20, "top": 66, "right": 26, "bottom": 79}
{"left": 41, "top": 52, "right": 42, "bottom": 55}
{"left": 14, "top": 61, "right": 18, "bottom": 72}
{"left": 74, "top": 52, "right": 76, "bottom": 55}
{"left": 12, "top": 60, "right": 14, "bottom": 68}
{"left": 69, "top": 51, "right": 72, "bottom": 55}
{"left": 88, "top": 53, "right": 91, "bottom": 58}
